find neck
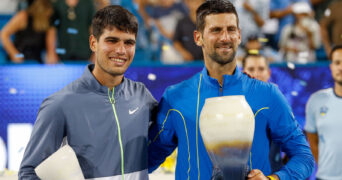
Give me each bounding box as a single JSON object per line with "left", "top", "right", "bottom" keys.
{"left": 335, "top": 83, "right": 342, "bottom": 97}
{"left": 205, "top": 60, "right": 236, "bottom": 85}
{"left": 92, "top": 68, "right": 123, "bottom": 89}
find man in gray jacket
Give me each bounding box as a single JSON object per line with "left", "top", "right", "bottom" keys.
{"left": 19, "top": 5, "right": 157, "bottom": 180}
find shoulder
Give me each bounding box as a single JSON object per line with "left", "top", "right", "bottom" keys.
{"left": 308, "top": 88, "right": 333, "bottom": 102}
{"left": 165, "top": 72, "right": 200, "bottom": 95}
{"left": 123, "top": 78, "right": 156, "bottom": 101}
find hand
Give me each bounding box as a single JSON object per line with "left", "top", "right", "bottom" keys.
{"left": 247, "top": 169, "right": 268, "bottom": 180}
{"left": 243, "top": 71, "right": 255, "bottom": 79}
{"left": 10, "top": 53, "right": 24, "bottom": 64}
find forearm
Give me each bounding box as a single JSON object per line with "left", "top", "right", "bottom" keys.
{"left": 276, "top": 135, "right": 314, "bottom": 179}
{"left": 270, "top": 6, "right": 292, "bottom": 19}
{"left": 0, "top": 32, "right": 21, "bottom": 60}
{"left": 320, "top": 22, "right": 332, "bottom": 55}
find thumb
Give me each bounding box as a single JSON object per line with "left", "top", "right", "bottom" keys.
{"left": 248, "top": 169, "right": 260, "bottom": 178}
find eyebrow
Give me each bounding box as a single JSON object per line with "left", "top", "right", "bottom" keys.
{"left": 104, "top": 36, "right": 136, "bottom": 43}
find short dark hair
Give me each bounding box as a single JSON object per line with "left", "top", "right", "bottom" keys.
{"left": 196, "top": 0, "right": 239, "bottom": 32}
{"left": 242, "top": 53, "right": 268, "bottom": 68}
{"left": 91, "top": 5, "right": 138, "bottom": 40}
{"left": 330, "top": 44, "right": 342, "bottom": 60}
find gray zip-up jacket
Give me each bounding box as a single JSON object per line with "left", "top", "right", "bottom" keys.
{"left": 19, "top": 64, "right": 158, "bottom": 180}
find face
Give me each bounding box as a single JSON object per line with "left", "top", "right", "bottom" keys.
{"left": 90, "top": 27, "right": 136, "bottom": 77}
{"left": 330, "top": 49, "right": 342, "bottom": 86}
{"left": 244, "top": 56, "right": 270, "bottom": 82}
{"left": 194, "top": 13, "right": 241, "bottom": 65}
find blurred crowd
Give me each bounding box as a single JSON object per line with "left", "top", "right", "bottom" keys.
{"left": 0, "top": 0, "right": 341, "bottom": 65}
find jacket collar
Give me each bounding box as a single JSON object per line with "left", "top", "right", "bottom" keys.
{"left": 201, "top": 66, "right": 243, "bottom": 87}
{"left": 81, "top": 64, "right": 125, "bottom": 95}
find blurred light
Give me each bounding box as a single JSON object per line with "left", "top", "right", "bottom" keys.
{"left": 287, "top": 62, "right": 295, "bottom": 70}
{"left": 162, "top": 45, "right": 170, "bottom": 51}
{"left": 56, "top": 48, "right": 66, "bottom": 55}
{"left": 291, "top": 91, "right": 298, "bottom": 96}
{"left": 147, "top": 73, "right": 157, "bottom": 81}
{"left": 15, "top": 53, "right": 24, "bottom": 58}
{"left": 258, "top": 38, "right": 268, "bottom": 43}
{"left": 8, "top": 88, "right": 17, "bottom": 95}
{"left": 299, "top": 80, "right": 307, "bottom": 86}
{"left": 67, "top": 28, "right": 78, "bottom": 35}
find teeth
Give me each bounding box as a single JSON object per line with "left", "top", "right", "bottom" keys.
{"left": 110, "top": 58, "right": 125, "bottom": 63}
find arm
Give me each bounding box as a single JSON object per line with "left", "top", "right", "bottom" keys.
{"left": 45, "top": 27, "right": 59, "bottom": 64}
{"left": 268, "top": 85, "right": 314, "bottom": 180}
{"left": 148, "top": 94, "right": 178, "bottom": 172}
{"left": 270, "top": 5, "right": 293, "bottom": 19}
{"left": 243, "top": 2, "right": 265, "bottom": 27}
{"left": 19, "top": 97, "right": 66, "bottom": 179}
{"left": 320, "top": 18, "right": 332, "bottom": 56}
{"left": 0, "top": 11, "right": 27, "bottom": 63}
{"left": 137, "top": 0, "right": 154, "bottom": 29}
{"left": 173, "top": 41, "right": 194, "bottom": 61}
{"left": 306, "top": 132, "right": 319, "bottom": 163}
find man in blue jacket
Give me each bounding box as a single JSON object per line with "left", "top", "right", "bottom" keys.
{"left": 148, "top": 0, "right": 314, "bottom": 179}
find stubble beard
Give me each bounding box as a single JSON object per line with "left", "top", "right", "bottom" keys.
{"left": 209, "top": 50, "right": 236, "bottom": 65}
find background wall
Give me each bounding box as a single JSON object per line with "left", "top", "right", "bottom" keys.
{"left": 0, "top": 62, "right": 332, "bottom": 172}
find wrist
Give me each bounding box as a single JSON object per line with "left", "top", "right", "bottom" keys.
{"left": 267, "top": 175, "right": 277, "bottom": 180}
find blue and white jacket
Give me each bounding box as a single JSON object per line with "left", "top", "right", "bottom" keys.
{"left": 148, "top": 67, "right": 314, "bottom": 180}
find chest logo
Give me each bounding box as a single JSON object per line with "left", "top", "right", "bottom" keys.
{"left": 129, "top": 107, "right": 139, "bottom": 115}
{"left": 319, "top": 106, "right": 328, "bottom": 116}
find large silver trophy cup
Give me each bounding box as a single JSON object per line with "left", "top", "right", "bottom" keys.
{"left": 200, "top": 95, "right": 255, "bottom": 180}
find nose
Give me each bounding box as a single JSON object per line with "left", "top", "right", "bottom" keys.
{"left": 114, "top": 41, "right": 125, "bottom": 55}
{"left": 220, "top": 30, "right": 230, "bottom": 42}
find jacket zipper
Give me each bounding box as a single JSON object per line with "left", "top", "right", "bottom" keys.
{"left": 108, "top": 88, "right": 125, "bottom": 180}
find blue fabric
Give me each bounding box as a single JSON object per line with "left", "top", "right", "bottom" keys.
{"left": 148, "top": 67, "right": 314, "bottom": 180}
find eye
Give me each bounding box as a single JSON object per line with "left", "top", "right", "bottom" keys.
{"left": 228, "top": 26, "right": 237, "bottom": 32}
{"left": 211, "top": 27, "right": 221, "bottom": 33}
{"left": 125, "top": 40, "right": 136, "bottom": 46}
{"left": 106, "top": 38, "right": 119, "bottom": 43}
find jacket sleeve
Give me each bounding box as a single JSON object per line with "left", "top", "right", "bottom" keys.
{"left": 18, "top": 97, "right": 66, "bottom": 179}
{"left": 148, "top": 92, "right": 178, "bottom": 173}
{"left": 267, "top": 85, "right": 314, "bottom": 180}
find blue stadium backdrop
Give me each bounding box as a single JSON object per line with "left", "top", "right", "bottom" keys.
{"left": 0, "top": 62, "right": 333, "bottom": 172}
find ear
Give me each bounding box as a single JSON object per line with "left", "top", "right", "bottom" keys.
{"left": 194, "top": 30, "right": 203, "bottom": 47}
{"left": 89, "top": 35, "right": 97, "bottom": 52}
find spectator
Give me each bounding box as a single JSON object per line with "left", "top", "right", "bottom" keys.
{"left": 0, "top": 0, "right": 53, "bottom": 64}
{"left": 140, "top": 0, "right": 188, "bottom": 63}
{"left": 242, "top": 53, "right": 271, "bottom": 82}
{"left": 237, "top": 35, "right": 282, "bottom": 64}
{"left": 173, "top": 0, "right": 203, "bottom": 61}
{"left": 305, "top": 44, "right": 342, "bottom": 179}
{"left": 47, "top": 0, "right": 96, "bottom": 63}
{"left": 279, "top": 2, "right": 321, "bottom": 63}
{"left": 269, "top": 0, "right": 310, "bottom": 49}
{"left": 230, "top": 0, "right": 270, "bottom": 45}
{"left": 319, "top": 0, "right": 342, "bottom": 56}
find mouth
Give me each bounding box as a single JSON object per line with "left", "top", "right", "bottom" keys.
{"left": 109, "top": 57, "right": 127, "bottom": 66}
{"left": 216, "top": 43, "right": 233, "bottom": 51}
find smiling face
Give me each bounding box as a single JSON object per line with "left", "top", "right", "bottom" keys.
{"left": 194, "top": 13, "right": 241, "bottom": 66}
{"left": 90, "top": 27, "right": 136, "bottom": 79}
